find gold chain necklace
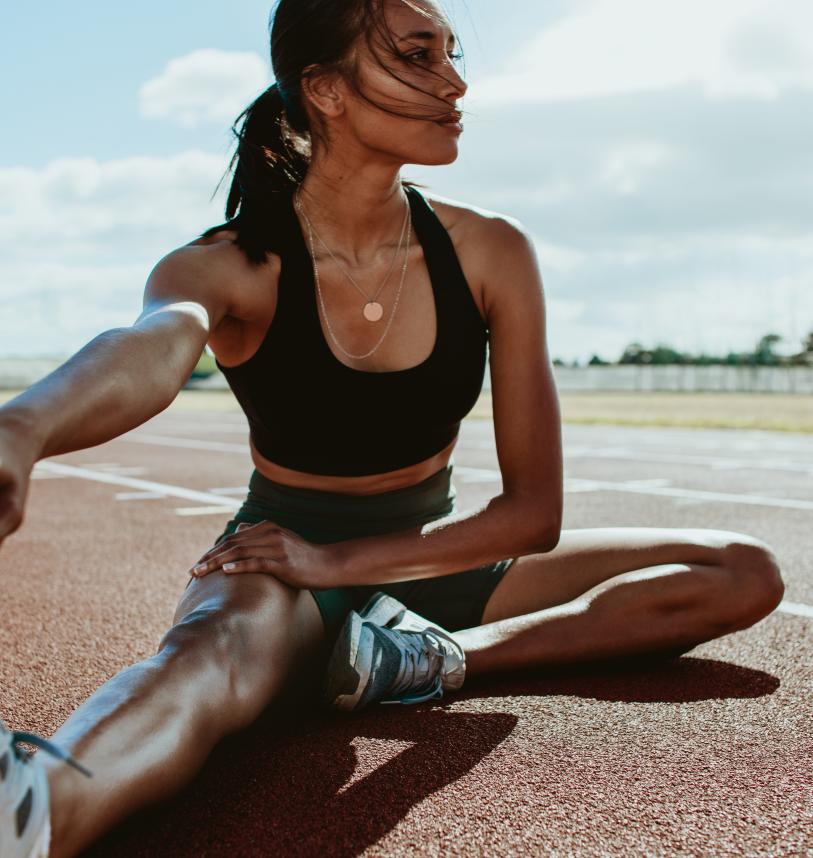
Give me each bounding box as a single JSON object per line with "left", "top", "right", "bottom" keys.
{"left": 295, "top": 189, "right": 413, "bottom": 360}
{"left": 294, "top": 188, "right": 409, "bottom": 321}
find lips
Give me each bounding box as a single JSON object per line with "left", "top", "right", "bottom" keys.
{"left": 436, "top": 111, "right": 463, "bottom": 133}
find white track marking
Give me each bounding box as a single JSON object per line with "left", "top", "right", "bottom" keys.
{"left": 124, "top": 434, "right": 248, "bottom": 453}
{"left": 457, "top": 467, "right": 813, "bottom": 511}
{"left": 207, "top": 487, "right": 250, "bottom": 495}
{"left": 564, "top": 478, "right": 813, "bottom": 511}
{"left": 458, "top": 440, "right": 813, "bottom": 475}
{"left": 454, "top": 466, "right": 503, "bottom": 483}
{"left": 777, "top": 601, "right": 813, "bottom": 619}
{"left": 174, "top": 506, "right": 237, "bottom": 516}
{"left": 145, "top": 422, "right": 248, "bottom": 434}
{"left": 80, "top": 463, "right": 148, "bottom": 475}
{"left": 34, "top": 461, "right": 243, "bottom": 508}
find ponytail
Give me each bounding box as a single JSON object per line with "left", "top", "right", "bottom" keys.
{"left": 200, "top": 82, "right": 311, "bottom": 265}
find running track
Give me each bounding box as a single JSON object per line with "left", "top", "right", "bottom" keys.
{"left": 1, "top": 404, "right": 811, "bottom": 856}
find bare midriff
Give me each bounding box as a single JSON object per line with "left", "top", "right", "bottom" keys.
{"left": 249, "top": 434, "right": 458, "bottom": 496}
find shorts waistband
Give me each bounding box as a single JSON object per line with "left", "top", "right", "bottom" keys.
{"left": 244, "top": 462, "right": 457, "bottom": 529}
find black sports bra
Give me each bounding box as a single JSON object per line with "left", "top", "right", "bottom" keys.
{"left": 216, "top": 184, "right": 489, "bottom": 476}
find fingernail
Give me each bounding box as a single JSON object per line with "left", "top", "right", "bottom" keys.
{"left": 222, "top": 563, "right": 236, "bottom": 571}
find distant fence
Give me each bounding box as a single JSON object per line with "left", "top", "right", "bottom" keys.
{"left": 551, "top": 364, "right": 813, "bottom": 394}
{"left": 2, "top": 358, "right": 812, "bottom": 395}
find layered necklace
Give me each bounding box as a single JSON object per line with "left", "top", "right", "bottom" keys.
{"left": 294, "top": 187, "right": 412, "bottom": 361}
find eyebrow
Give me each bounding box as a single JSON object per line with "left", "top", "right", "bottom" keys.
{"left": 398, "top": 30, "right": 456, "bottom": 47}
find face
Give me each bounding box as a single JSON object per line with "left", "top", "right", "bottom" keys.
{"left": 327, "top": 0, "right": 468, "bottom": 166}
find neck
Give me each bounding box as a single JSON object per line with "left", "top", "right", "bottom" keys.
{"left": 294, "top": 158, "right": 410, "bottom": 268}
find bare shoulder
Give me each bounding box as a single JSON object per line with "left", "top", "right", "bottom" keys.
{"left": 421, "top": 190, "right": 533, "bottom": 325}
{"left": 176, "top": 228, "right": 280, "bottom": 323}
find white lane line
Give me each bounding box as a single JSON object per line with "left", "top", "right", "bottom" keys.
{"left": 457, "top": 466, "right": 813, "bottom": 511}
{"left": 455, "top": 466, "right": 503, "bottom": 483}
{"left": 81, "top": 463, "right": 148, "bottom": 476}
{"left": 124, "top": 434, "right": 248, "bottom": 454}
{"left": 175, "top": 506, "right": 237, "bottom": 516}
{"left": 34, "top": 461, "right": 243, "bottom": 508}
{"left": 459, "top": 441, "right": 813, "bottom": 475}
{"left": 777, "top": 601, "right": 813, "bottom": 619}
{"left": 146, "top": 422, "right": 248, "bottom": 434}
{"left": 208, "top": 487, "right": 250, "bottom": 495}
{"left": 564, "top": 478, "right": 813, "bottom": 511}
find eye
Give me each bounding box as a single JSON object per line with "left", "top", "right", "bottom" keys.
{"left": 406, "top": 48, "right": 464, "bottom": 65}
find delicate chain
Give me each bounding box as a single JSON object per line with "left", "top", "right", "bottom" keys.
{"left": 299, "top": 194, "right": 412, "bottom": 361}
{"left": 296, "top": 189, "right": 409, "bottom": 304}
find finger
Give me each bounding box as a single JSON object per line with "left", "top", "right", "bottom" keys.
{"left": 193, "top": 530, "right": 260, "bottom": 566}
{"left": 197, "top": 521, "right": 276, "bottom": 560}
{"left": 192, "top": 542, "right": 279, "bottom": 576}
{"left": 222, "top": 557, "right": 279, "bottom": 574}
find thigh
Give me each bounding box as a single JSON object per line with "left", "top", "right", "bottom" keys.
{"left": 480, "top": 526, "right": 741, "bottom": 625}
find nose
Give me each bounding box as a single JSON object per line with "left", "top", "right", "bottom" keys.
{"left": 442, "top": 61, "right": 467, "bottom": 99}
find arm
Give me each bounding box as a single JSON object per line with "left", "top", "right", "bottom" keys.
{"left": 331, "top": 216, "right": 563, "bottom": 587}
{"left": 0, "top": 244, "right": 231, "bottom": 541}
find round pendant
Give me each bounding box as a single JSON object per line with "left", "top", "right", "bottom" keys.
{"left": 363, "top": 301, "right": 384, "bottom": 322}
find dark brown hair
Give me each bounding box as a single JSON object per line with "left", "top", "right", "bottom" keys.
{"left": 199, "top": 0, "right": 465, "bottom": 264}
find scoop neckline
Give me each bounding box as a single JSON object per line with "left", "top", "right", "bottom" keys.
{"left": 288, "top": 185, "right": 440, "bottom": 377}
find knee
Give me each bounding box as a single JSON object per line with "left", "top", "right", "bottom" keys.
{"left": 719, "top": 537, "right": 785, "bottom": 626}
{"left": 159, "top": 575, "right": 298, "bottom": 716}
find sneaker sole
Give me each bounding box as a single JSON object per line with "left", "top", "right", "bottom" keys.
{"left": 322, "top": 611, "right": 369, "bottom": 712}
{"left": 27, "top": 815, "right": 51, "bottom": 858}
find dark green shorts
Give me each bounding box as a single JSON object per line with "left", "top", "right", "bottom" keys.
{"left": 204, "top": 463, "right": 515, "bottom": 647}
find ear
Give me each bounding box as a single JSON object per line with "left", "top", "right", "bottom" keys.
{"left": 301, "top": 64, "right": 346, "bottom": 120}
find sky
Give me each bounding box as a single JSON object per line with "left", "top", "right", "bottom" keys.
{"left": 1, "top": 0, "right": 811, "bottom": 363}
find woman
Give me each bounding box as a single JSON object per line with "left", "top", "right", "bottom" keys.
{"left": 0, "top": 0, "right": 784, "bottom": 855}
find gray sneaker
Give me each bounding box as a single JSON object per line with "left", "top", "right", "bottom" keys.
{"left": 321, "top": 592, "right": 466, "bottom": 712}
{"left": 1, "top": 717, "right": 93, "bottom": 858}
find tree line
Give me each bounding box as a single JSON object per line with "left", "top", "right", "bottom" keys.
{"left": 552, "top": 330, "right": 813, "bottom": 368}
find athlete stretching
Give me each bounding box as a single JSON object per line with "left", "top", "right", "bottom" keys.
{"left": 0, "top": 0, "right": 784, "bottom": 855}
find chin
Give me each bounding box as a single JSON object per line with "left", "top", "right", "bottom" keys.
{"left": 409, "top": 143, "right": 461, "bottom": 167}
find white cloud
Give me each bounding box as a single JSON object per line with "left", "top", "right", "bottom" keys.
{"left": 138, "top": 49, "right": 270, "bottom": 128}
{"left": 0, "top": 151, "right": 227, "bottom": 255}
{"left": 0, "top": 151, "right": 232, "bottom": 356}
{"left": 467, "top": 0, "right": 813, "bottom": 107}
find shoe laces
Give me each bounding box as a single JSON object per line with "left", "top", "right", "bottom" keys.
{"left": 383, "top": 628, "right": 446, "bottom": 703}
{"left": 5, "top": 728, "right": 93, "bottom": 779}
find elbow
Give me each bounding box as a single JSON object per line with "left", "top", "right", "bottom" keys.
{"left": 532, "top": 502, "right": 562, "bottom": 553}
{"left": 533, "top": 524, "right": 561, "bottom": 553}
{"left": 526, "top": 511, "right": 561, "bottom": 553}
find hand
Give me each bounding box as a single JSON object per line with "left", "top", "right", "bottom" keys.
{"left": 0, "top": 417, "right": 39, "bottom": 548}
{"left": 188, "top": 520, "right": 340, "bottom": 590}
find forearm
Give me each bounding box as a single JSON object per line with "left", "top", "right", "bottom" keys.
{"left": 0, "top": 327, "right": 181, "bottom": 461}
{"left": 331, "top": 492, "right": 558, "bottom": 587}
